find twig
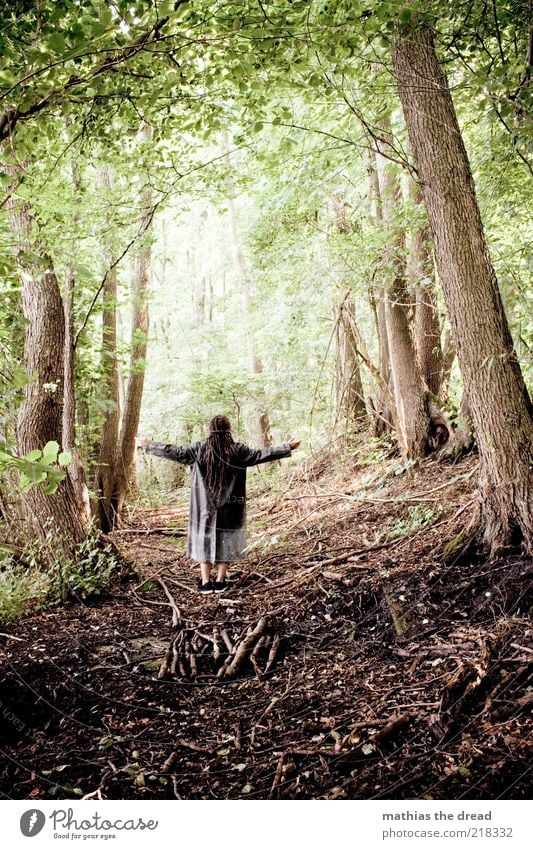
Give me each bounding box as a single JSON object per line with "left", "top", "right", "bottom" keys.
{"left": 250, "top": 635, "right": 267, "bottom": 677}
{"left": 268, "top": 752, "right": 287, "bottom": 799}
{"left": 370, "top": 713, "right": 411, "bottom": 744}
{"left": 510, "top": 643, "right": 533, "bottom": 656}
{"left": 264, "top": 632, "right": 280, "bottom": 674}
{"left": 161, "top": 740, "right": 215, "bottom": 772}
{"left": 156, "top": 577, "right": 181, "bottom": 627}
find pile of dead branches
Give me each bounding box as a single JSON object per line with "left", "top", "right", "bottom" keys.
{"left": 158, "top": 616, "right": 282, "bottom": 681}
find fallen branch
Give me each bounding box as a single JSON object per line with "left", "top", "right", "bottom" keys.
{"left": 264, "top": 632, "right": 281, "bottom": 674}
{"left": 371, "top": 713, "right": 412, "bottom": 744}
{"left": 218, "top": 617, "right": 268, "bottom": 679}
{"left": 268, "top": 752, "right": 287, "bottom": 799}
{"left": 156, "top": 577, "right": 181, "bottom": 627}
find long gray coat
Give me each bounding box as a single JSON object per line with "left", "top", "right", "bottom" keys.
{"left": 145, "top": 439, "right": 292, "bottom": 563}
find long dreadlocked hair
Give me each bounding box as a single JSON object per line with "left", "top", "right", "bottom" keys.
{"left": 201, "top": 415, "right": 238, "bottom": 500}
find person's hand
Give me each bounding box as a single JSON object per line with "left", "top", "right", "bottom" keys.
{"left": 135, "top": 435, "right": 150, "bottom": 450}
{"left": 287, "top": 436, "right": 301, "bottom": 450}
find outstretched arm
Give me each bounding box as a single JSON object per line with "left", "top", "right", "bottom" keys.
{"left": 136, "top": 436, "right": 198, "bottom": 465}
{"left": 237, "top": 437, "right": 300, "bottom": 467}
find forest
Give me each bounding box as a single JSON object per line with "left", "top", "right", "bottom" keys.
{"left": 0, "top": 0, "right": 531, "bottom": 803}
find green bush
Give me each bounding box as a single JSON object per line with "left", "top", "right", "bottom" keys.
{"left": 48, "top": 532, "right": 120, "bottom": 604}
{"left": 0, "top": 530, "right": 121, "bottom": 624}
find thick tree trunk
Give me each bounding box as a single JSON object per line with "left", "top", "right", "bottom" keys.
{"left": 409, "top": 176, "right": 443, "bottom": 395}
{"left": 94, "top": 165, "right": 120, "bottom": 532}
{"left": 378, "top": 147, "right": 429, "bottom": 459}
{"left": 5, "top": 176, "right": 87, "bottom": 557}
{"left": 17, "top": 267, "right": 87, "bottom": 555}
{"left": 392, "top": 23, "right": 533, "bottom": 554}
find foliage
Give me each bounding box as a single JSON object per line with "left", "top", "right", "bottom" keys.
{"left": 388, "top": 505, "right": 443, "bottom": 540}
{"left": 47, "top": 530, "right": 120, "bottom": 604}
{"left": 0, "top": 441, "right": 72, "bottom": 494}
{"left": 0, "top": 558, "right": 49, "bottom": 624}
{"left": 0, "top": 528, "right": 120, "bottom": 624}
{"left": 0, "top": 0, "right": 530, "bottom": 582}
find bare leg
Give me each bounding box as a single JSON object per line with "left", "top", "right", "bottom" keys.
{"left": 216, "top": 562, "right": 229, "bottom": 582}
{"left": 200, "top": 562, "right": 212, "bottom": 585}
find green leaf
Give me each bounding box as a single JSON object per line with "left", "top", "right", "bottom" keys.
{"left": 12, "top": 367, "right": 28, "bottom": 389}
{"left": 43, "top": 481, "right": 60, "bottom": 494}
{"left": 25, "top": 449, "right": 42, "bottom": 462}
{"left": 75, "top": 265, "right": 93, "bottom": 281}
{"left": 41, "top": 441, "right": 60, "bottom": 463}
{"left": 47, "top": 33, "right": 66, "bottom": 54}
{"left": 58, "top": 451, "right": 72, "bottom": 467}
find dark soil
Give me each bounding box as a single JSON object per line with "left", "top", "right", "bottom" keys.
{"left": 1, "top": 449, "right": 531, "bottom": 800}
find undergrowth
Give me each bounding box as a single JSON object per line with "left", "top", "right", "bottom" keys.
{"left": 0, "top": 529, "right": 120, "bottom": 624}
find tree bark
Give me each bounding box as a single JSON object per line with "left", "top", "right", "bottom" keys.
{"left": 378, "top": 145, "right": 429, "bottom": 459}
{"left": 392, "top": 23, "right": 533, "bottom": 554}
{"left": 6, "top": 186, "right": 87, "bottom": 557}
{"left": 408, "top": 175, "right": 443, "bottom": 395}
{"left": 438, "top": 328, "right": 456, "bottom": 402}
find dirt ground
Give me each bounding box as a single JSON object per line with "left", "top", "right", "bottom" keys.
{"left": 1, "top": 446, "right": 531, "bottom": 800}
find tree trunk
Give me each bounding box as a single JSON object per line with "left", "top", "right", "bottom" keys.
{"left": 392, "top": 23, "right": 533, "bottom": 554}
{"left": 110, "top": 152, "right": 153, "bottom": 521}
{"left": 63, "top": 156, "right": 90, "bottom": 519}
{"left": 63, "top": 264, "right": 91, "bottom": 521}
{"left": 330, "top": 196, "right": 367, "bottom": 431}
{"left": 18, "top": 267, "right": 87, "bottom": 555}
{"left": 7, "top": 187, "right": 87, "bottom": 556}
{"left": 378, "top": 144, "right": 429, "bottom": 459}
{"left": 367, "top": 148, "right": 394, "bottom": 436}
{"left": 3, "top": 151, "right": 88, "bottom": 557}
{"left": 408, "top": 175, "right": 443, "bottom": 395}
{"left": 94, "top": 165, "right": 121, "bottom": 532}
{"left": 333, "top": 292, "right": 367, "bottom": 429}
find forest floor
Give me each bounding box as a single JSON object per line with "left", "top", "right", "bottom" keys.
{"left": 1, "top": 442, "right": 532, "bottom": 800}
